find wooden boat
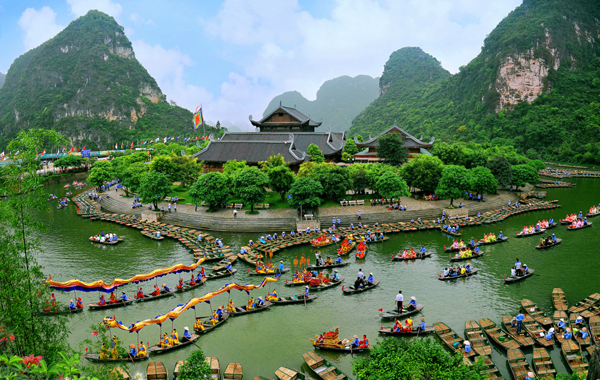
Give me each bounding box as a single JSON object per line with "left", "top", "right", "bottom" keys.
{"left": 515, "top": 229, "right": 546, "bottom": 238}
{"left": 532, "top": 348, "right": 556, "bottom": 379}
{"left": 306, "top": 261, "right": 349, "bottom": 270}
{"left": 444, "top": 244, "right": 473, "bottom": 253}
{"left": 87, "top": 299, "right": 134, "bottom": 310}
{"left": 504, "top": 269, "right": 535, "bottom": 283}
{"left": 501, "top": 315, "right": 535, "bottom": 347}
{"left": 535, "top": 239, "right": 562, "bottom": 249}
{"left": 136, "top": 290, "right": 175, "bottom": 303}
{"left": 247, "top": 268, "right": 290, "bottom": 276}
{"left": 355, "top": 242, "right": 367, "bottom": 259}
{"left": 89, "top": 237, "right": 123, "bottom": 245}
{"left": 84, "top": 352, "right": 149, "bottom": 363}
{"left": 522, "top": 314, "right": 554, "bottom": 347}
{"left": 586, "top": 210, "right": 600, "bottom": 217}
{"left": 379, "top": 304, "right": 424, "bottom": 319}
{"left": 566, "top": 222, "right": 593, "bottom": 230}
{"left": 568, "top": 293, "right": 600, "bottom": 318}
{"left": 112, "top": 367, "right": 130, "bottom": 379}
{"left": 378, "top": 326, "right": 435, "bottom": 336}
{"left": 308, "top": 278, "right": 344, "bottom": 291}
{"left": 465, "top": 320, "right": 492, "bottom": 356}
{"left": 40, "top": 306, "right": 84, "bottom": 316}
{"left": 148, "top": 334, "right": 200, "bottom": 354}
{"left": 561, "top": 339, "right": 589, "bottom": 375}
{"left": 336, "top": 242, "right": 356, "bottom": 255}
{"left": 270, "top": 294, "right": 317, "bottom": 305}
{"left": 366, "top": 236, "right": 389, "bottom": 243}
{"left": 441, "top": 228, "right": 461, "bottom": 237}
{"left": 212, "top": 256, "right": 238, "bottom": 271}
{"left": 450, "top": 251, "right": 484, "bottom": 262}
{"left": 195, "top": 252, "right": 234, "bottom": 262}
{"left": 303, "top": 351, "right": 349, "bottom": 380}
{"left": 230, "top": 301, "right": 272, "bottom": 316}
{"left": 206, "top": 269, "right": 237, "bottom": 281}
{"left": 342, "top": 280, "right": 380, "bottom": 294}
{"left": 392, "top": 252, "right": 432, "bottom": 261}
{"left": 175, "top": 278, "right": 207, "bottom": 293}
{"left": 147, "top": 361, "right": 168, "bottom": 380}
{"left": 589, "top": 315, "right": 600, "bottom": 345}
{"left": 285, "top": 279, "right": 310, "bottom": 287}
{"left": 194, "top": 312, "right": 230, "bottom": 334}
{"left": 553, "top": 310, "right": 570, "bottom": 345}
{"left": 475, "top": 356, "right": 504, "bottom": 380}
{"left": 521, "top": 299, "right": 552, "bottom": 327}
{"left": 275, "top": 367, "right": 312, "bottom": 380}
{"left": 479, "top": 318, "right": 521, "bottom": 350}
{"left": 569, "top": 314, "right": 592, "bottom": 348}
{"left": 507, "top": 349, "right": 534, "bottom": 380}
{"left": 478, "top": 236, "right": 509, "bottom": 245}
{"left": 552, "top": 288, "right": 568, "bottom": 311}
{"left": 310, "top": 328, "right": 369, "bottom": 353}
{"left": 204, "top": 357, "right": 220, "bottom": 380}
{"left": 310, "top": 237, "right": 336, "bottom": 248}
{"left": 224, "top": 362, "right": 243, "bottom": 379}
{"left": 433, "top": 322, "right": 476, "bottom": 359}
{"left": 438, "top": 269, "right": 479, "bottom": 281}
{"left": 142, "top": 231, "right": 165, "bottom": 240}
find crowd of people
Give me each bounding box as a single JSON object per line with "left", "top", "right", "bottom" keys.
{"left": 442, "top": 263, "right": 473, "bottom": 278}
{"left": 89, "top": 231, "right": 119, "bottom": 243}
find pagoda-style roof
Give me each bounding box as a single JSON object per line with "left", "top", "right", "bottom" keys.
{"left": 249, "top": 105, "right": 321, "bottom": 131}
{"left": 192, "top": 139, "right": 308, "bottom": 165}
{"left": 355, "top": 124, "right": 434, "bottom": 148}
{"left": 220, "top": 131, "right": 344, "bottom": 156}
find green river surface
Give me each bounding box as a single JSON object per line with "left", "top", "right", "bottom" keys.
{"left": 38, "top": 178, "right": 600, "bottom": 379}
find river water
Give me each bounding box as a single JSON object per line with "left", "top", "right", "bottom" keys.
{"left": 38, "top": 178, "right": 600, "bottom": 379}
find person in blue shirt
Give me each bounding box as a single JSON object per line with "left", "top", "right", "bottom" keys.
{"left": 335, "top": 255, "right": 343, "bottom": 264}
{"left": 545, "top": 327, "right": 555, "bottom": 340}
{"left": 581, "top": 328, "right": 589, "bottom": 339}
{"left": 516, "top": 312, "right": 525, "bottom": 333}
{"left": 182, "top": 327, "right": 192, "bottom": 342}
{"left": 332, "top": 270, "right": 339, "bottom": 281}
{"left": 578, "top": 211, "right": 583, "bottom": 219}
{"left": 499, "top": 231, "right": 503, "bottom": 239}
{"left": 304, "top": 286, "right": 310, "bottom": 298}
{"left": 563, "top": 328, "right": 572, "bottom": 340}
{"left": 407, "top": 296, "right": 417, "bottom": 310}
{"left": 163, "top": 284, "right": 170, "bottom": 292}
{"left": 464, "top": 340, "right": 471, "bottom": 353}
{"left": 351, "top": 335, "right": 360, "bottom": 348}
{"left": 465, "top": 262, "right": 472, "bottom": 273}
{"left": 290, "top": 231, "right": 295, "bottom": 237}
{"left": 273, "top": 233, "right": 278, "bottom": 240}
{"left": 129, "top": 345, "right": 137, "bottom": 357}
{"left": 420, "top": 318, "right": 426, "bottom": 331}
{"left": 306, "top": 227, "right": 311, "bottom": 234}
{"left": 69, "top": 299, "right": 76, "bottom": 310}
{"left": 216, "top": 306, "right": 224, "bottom": 320}
{"left": 121, "top": 291, "right": 128, "bottom": 301}
{"left": 197, "top": 235, "right": 202, "bottom": 242}
{"left": 474, "top": 246, "right": 480, "bottom": 254}
{"left": 419, "top": 246, "right": 426, "bottom": 255}
{"left": 525, "top": 371, "right": 534, "bottom": 380}
{"left": 549, "top": 217, "right": 554, "bottom": 224}
{"left": 523, "top": 264, "right": 529, "bottom": 275}
{"left": 557, "top": 318, "right": 566, "bottom": 332}
{"left": 156, "top": 231, "right": 161, "bottom": 238}
{"left": 535, "top": 224, "right": 541, "bottom": 231}
{"left": 226, "top": 263, "right": 233, "bottom": 272}
{"left": 366, "top": 273, "right": 374, "bottom": 285}
{"left": 515, "top": 258, "right": 522, "bottom": 275}
{"left": 469, "top": 238, "right": 476, "bottom": 246}
{"left": 575, "top": 315, "right": 584, "bottom": 326}
{"left": 278, "top": 261, "right": 284, "bottom": 272}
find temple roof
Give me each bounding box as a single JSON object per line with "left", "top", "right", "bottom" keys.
{"left": 355, "top": 124, "right": 434, "bottom": 148}
{"left": 192, "top": 140, "right": 308, "bottom": 164}
{"left": 249, "top": 105, "right": 322, "bottom": 127}
{"left": 220, "top": 131, "right": 344, "bottom": 156}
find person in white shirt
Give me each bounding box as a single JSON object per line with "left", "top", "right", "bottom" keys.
{"left": 396, "top": 291, "right": 404, "bottom": 313}
{"left": 357, "top": 269, "right": 364, "bottom": 280}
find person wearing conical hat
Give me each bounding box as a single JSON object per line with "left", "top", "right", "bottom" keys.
{"left": 351, "top": 334, "right": 360, "bottom": 348}
{"left": 580, "top": 327, "right": 589, "bottom": 339}
{"left": 562, "top": 327, "right": 572, "bottom": 340}
{"left": 182, "top": 326, "right": 192, "bottom": 342}
{"left": 526, "top": 372, "right": 535, "bottom": 380}
{"left": 557, "top": 318, "right": 566, "bottom": 332}
{"left": 464, "top": 340, "right": 471, "bottom": 354}
{"left": 545, "top": 327, "right": 555, "bottom": 341}
{"left": 419, "top": 318, "right": 426, "bottom": 331}
{"left": 162, "top": 283, "right": 170, "bottom": 292}
{"left": 407, "top": 296, "right": 417, "bottom": 311}
{"left": 129, "top": 343, "right": 137, "bottom": 357}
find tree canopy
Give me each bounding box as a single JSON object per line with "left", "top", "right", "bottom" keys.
{"left": 267, "top": 165, "right": 295, "bottom": 201}
{"left": 311, "top": 165, "right": 351, "bottom": 200}
{"left": 377, "top": 133, "right": 408, "bottom": 166}
{"left": 307, "top": 144, "right": 325, "bottom": 163}
{"left": 487, "top": 156, "right": 512, "bottom": 187}
{"left": 171, "top": 156, "right": 203, "bottom": 187}
{"left": 511, "top": 164, "right": 539, "bottom": 190}
{"left": 53, "top": 154, "right": 82, "bottom": 168}
{"left": 400, "top": 154, "right": 444, "bottom": 193}
{"left": 149, "top": 155, "right": 177, "bottom": 182}
{"left": 87, "top": 160, "right": 115, "bottom": 187}
{"left": 138, "top": 171, "right": 172, "bottom": 209}
{"left": 375, "top": 171, "right": 411, "bottom": 199}
{"left": 435, "top": 165, "right": 471, "bottom": 205}
{"left": 343, "top": 139, "right": 360, "bottom": 155}
{"left": 232, "top": 167, "right": 269, "bottom": 212}
{"left": 469, "top": 166, "right": 498, "bottom": 194}
{"left": 287, "top": 177, "right": 323, "bottom": 210}
{"left": 189, "top": 172, "right": 230, "bottom": 211}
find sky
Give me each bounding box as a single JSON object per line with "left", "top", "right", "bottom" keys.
{"left": 0, "top": 0, "right": 522, "bottom": 129}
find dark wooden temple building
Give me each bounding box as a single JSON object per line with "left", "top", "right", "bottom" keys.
{"left": 193, "top": 105, "right": 343, "bottom": 171}
{"left": 353, "top": 124, "right": 435, "bottom": 163}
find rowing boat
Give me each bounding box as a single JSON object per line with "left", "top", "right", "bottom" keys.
{"left": 148, "top": 335, "right": 200, "bottom": 355}
{"left": 87, "top": 299, "right": 134, "bottom": 310}
{"left": 478, "top": 318, "right": 521, "bottom": 350}
{"left": 568, "top": 293, "right": 600, "bottom": 318}
{"left": 561, "top": 339, "right": 589, "bottom": 375}
{"left": 247, "top": 268, "right": 290, "bottom": 276}
{"left": 589, "top": 316, "right": 600, "bottom": 346}
{"left": 285, "top": 279, "right": 309, "bottom": 287}
{"left": 474, "top": 356, "right": 504, "bottom": 380}
{"left": 535, "top": 239, "right": 562, "bottom": 249}
{"left": 444, "top": 244, "right": 474, "bottom": 253}
{"left": 89, "top": 237, "right": 123, "bottom": 245}
{"left": 478, "top": 236, "right": 509, "bottom": 245}
{"left": 274, "top": 367, "right": 312, "bottom": 380}
{"left": 84, "top": 353, "right": 149, "bottom": 363}
{"left": 306, "top": 261, "right": 348, "bottom": 270}
{"left": 552, "top": 288, "right": 568, "bottom": 311}
{"left": 141, "top": 231, "right": 164, "bottom": 240}
{"left": 212, "top": 255, "right": 238, "bottom": 271}
{"left": 355, "top": 241, "right": 367, "bottom": 259}
{"left": 433, "top": 322, "right": 476, "bottom": 359}
{"left": 147, "top": 361, "right": 168, "bottom": 380}
{"left": 566, "top": 222, "right": 593, "bottom": 230}
{"left": 522, "top": 314, "right": 554, "bottom": 347}
{"left": 450, "top": 251, "right": 484, "bottom": 262}
{"left": 439, "top": 269, "right": 479, "bottom": 281}
{"left": 308, "top": 278, "right": 344, "bottom": 291}
{"left": 194, "top": 312, "right": 230, "bottom": 334}
{"left": 521, "top": 299, "right": 552, "bottom": 327}
{"left": 507, "top": 349, "right": 534, "bottom": 380}
{"left": 553, "top": 310, "right": 570, "bottom": 345}
{"left": 39, "top": 306, "right": 84, "bottom": 316}
{"left": 136, "top": 290, "right": 175, "bottom": 303}
{"left": 504, "top": 269, "right": 535, "bottom": 283}
{"left": 342, "top": 280, "right": 380, "bottom": 294}
{"left": 532, "top": 348, "right": 556, "bottom": 379}
{"left": 379, "top": 304, "right": 424, "bottom": 319}
{"left": 465, "top": 320, "right": 492, "bottom": 356}
{"left": 203, "top": 357, "right": 220, "bottom": 380}
{"left": 570, "top": 314, "right": 592, "bottom": 347}
{"left": 303, "top": 351, "right": 349, "bottom": 380}
{"left": 206, "top": 269, "right": 236, "bottom": 280}
{"left": 501, "top": 315, "right": 535, "bottom": 347}
{"left": 175, "top": 278, "right": 206, "bottom": 294}
{"left": 441, "top": 228, "right": 461, "bottom": 237}
{"left": 515, "top": 229, "right": 546, "bottom": 238}
{"left": 378, "top": 326, "right": 435, "bottom": 335}
{"left": 270, "top": 295, "right": 318, "bottom": 305}
{"left": 230, "top": 301, "right": 272, "bottom": 316}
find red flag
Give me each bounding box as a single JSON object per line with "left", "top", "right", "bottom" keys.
{"left": 83, "top": 146, "right": 86, "bottom": 150}
{"left": 69, "top": 146, "right": 74, "bottom": 153}
{"left": 378, "top": 308, "right": 383, "bottom": 312}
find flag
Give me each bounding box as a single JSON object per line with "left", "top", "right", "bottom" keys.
{"left": 193, "top": 105, "right": 204, "bottom": 130}
{"left": 130, "top": 142, "right": 134, "bottom": 150}
{"left": 42, "top": 149, "right": 46, "bottom": 155}
{"left": 69, "top": 146, "right": 74, "bottom": 153}
{"left": 83, "top": 146, "right": 86, "bottom": 150}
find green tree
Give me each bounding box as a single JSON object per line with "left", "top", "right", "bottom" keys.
{"left": 223, "top": 160, "right": 248, "bottom": 180}
{"left": 311, "top": 165, "right": 351, "bottom": 200}
{"left": 189, "top": 172, "right": 231, "bottom": 211}
{"left": 469, "top": 166, "right": 498, "bottom": 194}
{"left": 111, "top": 152, "right": 148, "bottom": 180}
{"left": 376, "top": 134, "right": 408, "bottom": 166}
{"left": 511, "top": 164, "right": 539, "bottom": 190}
{"left": 363, "top": 164, "right": 397, "bottom": 190}
{"left": 232, "top": 167, "right": 269, "bottom": 212}
{"left": 465, "top": 152, "right": 488, "bottom": 169}
{"left": 375, "top": 171, "right": 411, "bottom": 199}
{"left": 171, "top": 156, "right": 203, "bottom": 187}
{"left": 433, "top": 142, "right": 467, "bottom": 166}
{"left": 138, "top": 171, "right": 172, "bottom": 209}
{"left": 267, "top": 165, "right": 295, "bottom": 201}
{"left": 352, "top": 338, "right": 484, "bottom": 380}
{"left": 399, "top": 155, "right": 444, "bottom": 193}
{"left": 435, "top": 165, "right": 471, "bottom": 206}
{"left": 177, "top": 350, "right": 212, "bottom": 380}
{"left": 529, "top": 159, "right": 545, "bottom": 172}
{"left": 307, "top": 144, "right": 326, "bottom": 163}
{"left": 297, "top": 161, "right": 321, "bottom": 178}
{"left": 121, "top": 161, "right": 148, "bottom": 195}
{"left": 343, "top": 139, "right": 360, "bottom": 155}
{"left": 259, "top": 154, "right": 286, "bottom": 173}
{"left": 149, "top": 155, "right": 177, "bottom": 182}
{"left": 0, "top": 129, "right": 70, "bottom": 363}
{"left": 487, "top": 156, "right": 512, "bottom": 187}
{"left": 53, "top": 154, "right": 82, "bottom": 168}
{"left": 351, "top": 168, "right": 369, "bottom": 195}
{"left": 287, "top": 177, "right": 323, "bottom": 209}
{"left": 87, "top": 160, "right": 115, "bottom": 187}
{"left": 355, "top": 134, "right": 364, "bottom": 142}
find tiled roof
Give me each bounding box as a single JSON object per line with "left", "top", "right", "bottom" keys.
{"left": 355, "top": 124, "right": 434, "bottom": 148}
{"left": 220, "top": 131, "right": 344, "bottom": 156}
{"left": 253, "top": 105, "right": 322, "bottom": 127}
{"left": 192, "top": 140, "right": 308, "bottom": 164}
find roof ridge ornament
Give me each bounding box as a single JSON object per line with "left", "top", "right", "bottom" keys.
{"left": 288, "top": 133, "right": 294, "bottom": 143}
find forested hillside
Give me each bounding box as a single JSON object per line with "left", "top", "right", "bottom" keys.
{"left": 350, "top": 0, "right": 600, "bottom": 164}
{"left": 264, "top": 75, "right": 379, "bottom": 132}
{"left": 0, "top": 73, "right": 5, "bottom": 89}
{"left": 0, "top": 10, "right": 216, "bottom": 150}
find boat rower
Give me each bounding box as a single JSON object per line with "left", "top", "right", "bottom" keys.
{"left": 216, "top": 306, "right": 224, "bottom": 320}
{"left": 304, "top": 286, "right": 310, "bottom": 298}
{"left": 351, "top": 335, "right": 360, "bottom": 348}
{"left": 129, "top": 344, "right": 137, "bottom": 357}
{"left": 515, "top": 258, "right": 522, "bottom": 276}
{"left": 182, "top": 327, "right": 192, "bottom": 342}
{"left": 120, "top": 291, "right": 128, "bottom": 301}
{"left": 335, "top": 255, "right": 343, "bottom": 264}
{"left": 226, "top": 262, "right": 233, "bottom": 272}
{"left": 420, "top": 318, "right": 426, "bottom": 331}
{"left": 545, "top": 328, "right": 555, "bottom": 340}
{"left": 523, "top": 264, "right": 529, "bottom": 275}
{"left": 256, "top": 297, "right": 265, "bottom": 307}
{"left": 68, "top": 299, "right": 76, "bottom": 310}
{"left": 332, "top": 270, "right": 340, "bottom": 281}
{"left": 366, "top": 273, "right": 374, "bottom": 285}
{"left": 465, "top": 262, "right": 472, "bottom": 273}
{"left": 563, "top": 328, "right": 572, "bottom": 340}
{"left": 575, "top": 315, "right": 583, "bottom": 326}
{"left": 407, "top": 296, "right": 417, "bottom": 310}
{"left": 162, "top": 283, "right": 170, "bottom": 292}
{"left": 278, "top": 261, "right": 284, "bottom": 272}
{"left": 464, "top": 340, "right": 471, "bottom": 353}
{"left": 557, "top": 319, "right": 566, "bottom": 332}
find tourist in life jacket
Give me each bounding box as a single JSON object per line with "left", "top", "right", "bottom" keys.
{"left": 266, "top": 289, "right": 278, "bottom": 301}
{"left": 194, "top": 318, "right": 204, "bottom": 331}
{"left": 152, "top": 285, "right": 160, "bottom": 296}
{"left": 137, "top": 342, "right": 147, "bottom": 357}
{"left": 109, "top": 292, "right": 118, "bottom": 304}
{"left": 135, "top": 288, "right": 144, "bottom": 299}
{"left": 189, "top": 275, "right": 196, "bottom": 286}
{"left": 358, "top": 335, "right": 369, "bottom": 348}
{"left": 392, "top": 318, "right": 402, "bottom": 333}
{"left": 171, "top": 329, "right": 179, "bottom": 345}
{"left": 159, "top": 333, "right": 171, "bottom": 348}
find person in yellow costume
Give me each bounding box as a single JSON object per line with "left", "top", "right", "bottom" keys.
{"left": 227, "top": 300, "right": 236, "bottom": 313}
{"left": 460, "top": 266, "right": 466, "bottom": 275}
{"left": 247, "top": 297, "right": 255, "bottom": 310}
{"left": 194, "top": 317, "right": 204, "bottom": 331}
{"left": 210, "top": 311, "right": 219, "bottom": 325}
{"left": 266, "top": 288, "right": 278, "bottom": 301}
{"left": 137, "top": 342, "right": 147, "bottom": 357}
{"left": 404, "top": 317, "right": 413, "bottom": 332}
{"left": 110, "top": 345, "right": 118, "bottom": 359}
{"left": 171, "top": 329, "right": 179, "bottom": 345}
{"left": 99, "top": 343, "right": 109, "bottom": 360}
{"left": 159, "top": 333, "right": 171, "bottom": 348}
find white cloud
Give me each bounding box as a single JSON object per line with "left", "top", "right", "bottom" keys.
{"left": 129, "top": 12, "right": 154, "bottom": 26}
{"left": 67, "top": 0, "right": 123, "bottom": 18}
{"left": 18, "top": 7, "right": 64, "bottom": 51}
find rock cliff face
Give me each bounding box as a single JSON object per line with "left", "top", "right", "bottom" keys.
{"left": 0, "top": 10, "right": 201, "bottom": 149}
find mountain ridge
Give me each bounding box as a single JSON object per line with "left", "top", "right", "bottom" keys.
{"left": 0, "top": 72, "right": 4, "bottom": 89}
